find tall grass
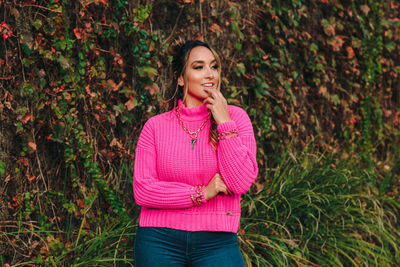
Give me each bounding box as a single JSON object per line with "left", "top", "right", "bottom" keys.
{"left": 1, "top": 220, "right": 136, "bottom": 266}
{"left": 239, "top": 148, "right": 400, "bottom": 266}
{"left": 2, "top": 148, "right": 399, "bottom": 266}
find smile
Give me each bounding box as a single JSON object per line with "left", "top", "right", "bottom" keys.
{"left": 202, "top": 83, "right": 214, "bottom": 87}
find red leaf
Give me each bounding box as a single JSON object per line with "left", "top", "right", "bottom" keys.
{"left": 346, "top": 46, "right": 355, "bottom": 59}
{"left": 110, "top": 138, "right": 121, "bottom": 147}
{"left": 73, "top": 28, "right": 82, "bottom": 40}
{"left": 21, "top": 114, "right": 32, "bottom": 124}
{"left": 77, "top": 199, "right": 84, "bottom": 209}
{"left": 319, "top": 85, "right": 327, "bottom": 95}
{"left": 209, "top": 23, "right": 223, "bottom": 34}
{"left": 28, "top": 142, "right": 37, "bottom": 151}
{"left": 107, "top": 79, "right": 116, "bottom": 89}
{"left": 125, "top": 99, "right": 137, "bottom": 111}
{"left": 107, "top": 80, "right": 123, "bottom": 91}
{"left": 360, "top": 5, "right": 370, "bottom": 15}
{"left": 144, "top": 84, "right": 160, "bottom": 96}
{"left": 327, "top": 36, "right": 345, "bottom": 51}
{"left": 303, "top": 31, "right": 312, "bottom": 40}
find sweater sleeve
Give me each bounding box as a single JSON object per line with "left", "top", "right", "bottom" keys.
{"left": 133, "top": 119, "right": 206, "bottom": 209}
{"left": 217, "top": 107, "right": 258, "bottom": 195}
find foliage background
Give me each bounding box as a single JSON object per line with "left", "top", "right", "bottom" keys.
{"left": 0, "top": 0, "right": 399, "bottom": 266}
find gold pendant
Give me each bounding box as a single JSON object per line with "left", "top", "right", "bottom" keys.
{"left": 191, "top": 139, "right": 196, "bottom": 149}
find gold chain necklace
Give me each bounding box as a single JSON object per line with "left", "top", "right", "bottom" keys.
{"left": 175, "top": 104, "right": 211, "bottom": 149}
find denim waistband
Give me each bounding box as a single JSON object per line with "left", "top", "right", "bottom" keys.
{"left": 134, "top": 226, "right": 244, "bottom": 267}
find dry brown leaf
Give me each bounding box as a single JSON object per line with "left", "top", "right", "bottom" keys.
{"left": 28, "top": 141, "right": 37, "bottom": 151}
{"left": 125, "top": 99, "right": 137, "bottom": 111}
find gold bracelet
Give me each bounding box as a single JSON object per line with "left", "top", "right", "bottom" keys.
{"left": 190, "top": 194, "right": 196, "bottom": 205}
{"left": 190, "top": 185, "right": 204, "bottom": 206}
{"left": 219, "top": 129, "right": 239, "bottom": 140}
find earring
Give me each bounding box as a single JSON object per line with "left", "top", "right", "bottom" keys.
{"left": 178, "top": 76, "right": 184, "bottom": 87}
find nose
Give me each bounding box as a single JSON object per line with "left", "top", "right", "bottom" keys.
{"left": 205, "top": 66, "right": 215, "bottom": 79}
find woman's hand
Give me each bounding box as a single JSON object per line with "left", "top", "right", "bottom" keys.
{"left": 204, "top": 173, "right": 232, "bottom": 201}
{"left": 203, "top": 88, "right": 231, "bottom": 125}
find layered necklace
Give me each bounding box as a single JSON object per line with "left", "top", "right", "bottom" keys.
{"left": 175, "top": 103, "right": 211, "bottom": 149}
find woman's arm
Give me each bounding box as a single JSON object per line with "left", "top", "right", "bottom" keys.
{"left": 216, "top": 107, "right": 258, "bottom": 195}
{"left": 203, "top": 88, "right": 258, "bottom": 195}
{"left": 133, "top": 119, "right": 206, "bottom": 209}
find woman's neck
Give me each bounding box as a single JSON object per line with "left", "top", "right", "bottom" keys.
{"left": 177, "top": 99, "right": 209, "bottom": 121}
{"left": 183, "top": 97, "right": 204, "bottom": 108}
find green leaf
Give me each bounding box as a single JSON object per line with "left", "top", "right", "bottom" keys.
{"left": 22, "top": 57, "right": 34, "bottom": 66}
{"left": 78, "top": 52, "right": 85, "bottom": 60}
{"left": 235, "top": 63, "right": 246, "bottom": 76}
{"left": 385, "top": 42, "right": 395, "bottom": 52}
{"left": 22, "top": 44, "right": 32, "bottom": 56}
{"left": 57, "top": 55, "right": 70, "bottom": 69}
{"left": 332, "top": 94, "right": 340, "bottom": 105}
{"left": 138, "top": 66, "right": 157, "bottom": 79}
{"left": 40, "top": 78, "right": 47, "bottom": 87}
{"left": 0, "top": 160, "right": 5, "bottom": 177}
{"left": 53, "top": 39, "right": 67, "bottom": 51}
{"left": 310, "top": 43, "right": 319, "bottom": 53}
{"left": 22, "top": 82, "right": 34, "bottom": 96}
{"left": 20, "top": 32, "right": 33, "bottom": 47}
{"left": 32, "top": 19, "right": 42, "bottom": 30}
{"left": 64, "top": 74, "right": 72, "bottom": 83}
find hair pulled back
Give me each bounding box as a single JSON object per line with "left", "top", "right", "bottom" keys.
{"left": 164, "top": 39, "right": 221, "bottom": 149}
{"left": 164, "top": 39, "right": 221, "bottom": 110}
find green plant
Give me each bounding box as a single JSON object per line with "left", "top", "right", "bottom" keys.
{"left": 240, "top": 146, "right": 400, "bottom": 266}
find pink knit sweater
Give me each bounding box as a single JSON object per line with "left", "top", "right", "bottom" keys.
{"left": 133, "top": 100, "right": 258, "bottom": 232}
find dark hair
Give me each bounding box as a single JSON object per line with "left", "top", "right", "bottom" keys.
{"left": 164, "top": 39, "right": 221, "bottom": 149}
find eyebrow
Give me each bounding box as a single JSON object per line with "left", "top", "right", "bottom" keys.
{"left": 191, "top": 59, "right": 217, "bottom": 65}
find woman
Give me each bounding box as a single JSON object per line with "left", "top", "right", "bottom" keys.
{"left": 133, "top": 40, "right": 258, "bottom": 266}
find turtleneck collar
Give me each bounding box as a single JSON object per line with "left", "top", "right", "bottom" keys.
{"left": 175, "top": 99, "right": 210, "bottom": 121}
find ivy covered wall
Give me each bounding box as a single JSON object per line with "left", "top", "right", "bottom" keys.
{"left": 0, "top": 0, "right": 399, "bottom": 265}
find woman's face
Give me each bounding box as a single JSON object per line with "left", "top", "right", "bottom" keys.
{"left": 179, "top": 46, "right": 220, "bottom": 107}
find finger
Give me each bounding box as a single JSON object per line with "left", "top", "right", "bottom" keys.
{"left": 216, "top": 176, "right": 232, "bottom": 195}
{"left": 203, "top": 87, "right": 213, "bottom": 96}
{"left": 213, "top": 91, "right": 227, "bottom": 104}
{"left": 217, "top": 185, "right": 229, "bottom": 195}
{"left": 205, "top": 87, "right": 218, "bottom": 98}
{"left": 204, "top": 96, "right": 215, "bottom": 103}
{"left": 224, "top": 187, "right": 233, "bottom": 196}
{"left": 221, "top": 188, "right": 233, "bottom": 196}
{"left": 218, "top": 182, "right": 232, "bottom": 195}
{"left": 217, "top": 181, "right": 229, "bottom": 192}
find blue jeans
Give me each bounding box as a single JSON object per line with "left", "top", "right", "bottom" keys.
{"left": 134, "top": 227, "right": 245, "bottom": 267}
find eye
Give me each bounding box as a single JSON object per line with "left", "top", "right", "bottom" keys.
{"left": 193, "top": 65, "right": 203, "bottom": 70}
{"left": 212, "top": 64, "right": 219, "bottom": 70}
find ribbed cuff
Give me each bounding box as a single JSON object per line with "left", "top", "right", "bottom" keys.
{"left": 217, "top": 121, "right": 237, "bottom": 133}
